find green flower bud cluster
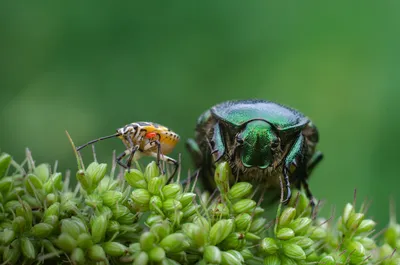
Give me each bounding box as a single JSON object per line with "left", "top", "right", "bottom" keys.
{"left": 257, "top": 206, "right": 318, "bottom": 264}
{"left": 0, "top": 151, "right": 399, "bottom": 264}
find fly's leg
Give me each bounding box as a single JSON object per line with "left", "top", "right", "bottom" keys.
{"left": 147, "top": 152, "right": 179, "bottom": 183}
{"left": 116, "top": 150, "right": 129, "bottom": 169}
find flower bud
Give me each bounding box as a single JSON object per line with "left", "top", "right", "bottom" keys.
{"left": 149, "top": 195, "right": 163, "bottom": 212}
{"left": 102, "top": 242, "right": 127, "bottom": 256}
{"left": 162, "top": 184, "right": 182, "bottom": 199}
{"left": 163, "top": 199, "right": 182, "bottom": 212}
{"left": 131, "top": 189, "right": 151, "bottom": 206}
{"left": 289, "top": 217, "right": 312, "bottom": 235}
{"left": 260, "top": 237, "right": 279, "bottom": 254}
{"left": 43, "top": 215, "right": 59, "bottom": 227}
{"left": 220, "top": 232, "right": 246, "bottom": 250}
{"left": 264, "top": 254, "right": 281, "bottom": 265}
{"left": 250, "top": 217, "right": 267, "bottom": 234}
{"left": 77, "top": 233, "right": 93, "bottom": 249}
{"left": 210, "top": 219, "right": 234, "bottom": 245}
{"left": 47, "top": 173, "right": 63, "bottom": 192}
{"left": 359, "top": 237, "right": 376, "bottom": 250}
{"left": 91, "top": 215, "right": 108, "bottom": 243}
{"left": 33, "top": 163, "right": 50, "bottom": 182}
{"left": 144, "top": 161, "right": 160, "bottom": 182}
{"left": 44, "top": 202, "right": 60, "bottom": 219}
{"left": 149, "top": 247, "right": 166, "bottom": 262}
{"left": 346, "top": 213, "right": 364, "bottom": 230}
{"left": 124, "top": 169, "right": 147, "bottom": 189}
{"left": 88, "top": 244, "right": 106, "bottom": 261}
{"left": 31, "top": 223, "right": 53, "bottom": 238}
{"left": 235, "top": 213, "right": 252, "bottom": 231}
{"left": 204, "top": 245, "right": 222, "bottom": 264}
{"left": 282, "top": 243, "right": 306, "bottom": 260}
{"left": 182, "top": 223, "right": 206, "bottom": 247}
{"left": 148, "top": 176, "right": 164, "bottom": 195}
{"left": 3, "top": 241, "right": 20, "bottom": 264}
{"left": 102, "top": 190, "right": 123, "bottom": 207}
{"left": 228, "top": 182, "right": 253, "bottom": 200}
{"left": 24, "top": 174, "right": 43, "bottom": 195}
{"left": 288, "top": 236, "right": 313, "bottom": 249}
{"left": 214, "top": 162, "right": 231, "bottom": 194}
{"left": 245, "top": 232, "right": 261, "bottom": 241}
{"left": 46, "top": 193, "right": 58, "bottom": 205}
{"left": 76, "top": 170, "right": 92, "bottom": 192}
{"left": 12, "top": 216, "right": 26, "bottom": 234}
{"left": 279, "top": 207, "right": 296, "bottom": 227}
{"left": 0, "top": 177, "right": 12, "bottom": 192}
{"left": 347, "top": 240, "right": 366, "bottom": 264}
{"left": 310, "top": 227, "right": 327, "bottom": 240}
{"left": 61, "top": 219, "right": 81, "bottom": 239}
{"left": 384, "top": 223, "right": 400, "bottom": 248}
{"left": 240, "top": 248, "right": 253, "bottom": 260}
{"left": 86, "top": 162, "right": 107, "bottom": 185}
{"left": 55, "top": 233, "right": 77, "bottom": 253}
{"left": 226, "top": 250, "right": 244, "bottom": 262}
{"left": 183, "top": 204, "right": 199, "bottom": 218}
{"left": 134, "top": 251, "right": 149, "bottom": 265}
{"left": 280, "top": 256, "right": 297, "bottom": 265}
{"left": 167, "top": 211, "right": 184, "bottom": 225}
{"left": 211, "top": 203, "right": 230, "bottom": 218}
{"left": 319, "top": 255, "right": 335, "bottom": 265}
{"left": 357, "top": 219, "right": 376, "bottom": 233}
{"left": 160, "top": 233, "right": 190, "bottom": 253}
{"left": 277, "top": 228, "right": 295, "bottom": 240}
{"left": 150, "top": 221, "right": 171, "bottom": 241}
{"left": 71, "top": 248, "right": 86, "bottom": 264}
{"left": 193, "top": 216, "right": 210, "bottom": 234}
{"left": 21, "top": 237, "right": 36, "bottom": 259}
{"left": 0, "top": 229, "right": 15, "bottom": 245}
{"left": 233, "top": 199, "right": 256, "bottom": 214}
{"left": 179, "top": 192, "right": 196, "bottom": 208}
{"left": 221, "top": 251, "right": 241, "bottom": 265}
{"left": 0, "top": 153, "right": 11, "bottom": 178}
{"left": 140, "top": 231, "right": 155, "bottom": 251}
{"left": 16, "top": 201, "right": 32, "bottom": 227}
{"left": 145, "top": 214, "right": 164, "bottom": 227}
{"left": 342, "top": 203, "right": 355, "bottom": 224}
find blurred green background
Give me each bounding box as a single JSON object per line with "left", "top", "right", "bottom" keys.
{"left": 1, "top": 2, "right": 399, "bottom": 226}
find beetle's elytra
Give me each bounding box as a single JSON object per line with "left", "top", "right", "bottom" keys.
{"left": 187, "top": 99, "right": 323, "bottom": 204}
{"left": 76, "top": 121, "right": 180, "bottom": 181}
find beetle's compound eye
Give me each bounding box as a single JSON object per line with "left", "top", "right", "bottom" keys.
{"left": 270, "top": 139, "right": 280, "bottom": 150}
{"left": 236, "top": 135, "right": 244, "bottom": 145}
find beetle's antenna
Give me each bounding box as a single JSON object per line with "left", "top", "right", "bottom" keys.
{"left": 76, "top": 133, "right": 120, "bottom": 151}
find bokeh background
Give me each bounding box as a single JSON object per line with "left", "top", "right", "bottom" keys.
{"left": 1, "top": 1, "right": 399, "bottom": 227}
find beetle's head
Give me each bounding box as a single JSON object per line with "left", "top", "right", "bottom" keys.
{"left": 235, "top": 120, "right": 280, "bottom": 169}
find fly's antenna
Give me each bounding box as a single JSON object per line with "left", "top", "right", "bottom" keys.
{"left": 76, "top": 133, "right": 120, "bottom": 151}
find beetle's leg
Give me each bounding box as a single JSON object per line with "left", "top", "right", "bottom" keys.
{"left": 307, "top": 151, "right": 323, "bottom": 175}
{"left": 283, "top": 133, "right": 307, "bottom": 204}
{"left": 210, "top": 122, "right": 226, "bottom": 162}
{"left": 186, "top": 139, "right": 203, "bottom": 168}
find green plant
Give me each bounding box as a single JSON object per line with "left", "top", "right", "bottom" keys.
{"left": 0, "top": 150, "right": 398, "bottom": 265}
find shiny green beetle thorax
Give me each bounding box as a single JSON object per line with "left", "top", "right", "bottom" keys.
{"left": 236, "top": 120, "right": 280, "bottom": 169}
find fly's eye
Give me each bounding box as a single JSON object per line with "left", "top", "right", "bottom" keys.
{"left": 271, "top": 139, "right": 280, "bottom": 150}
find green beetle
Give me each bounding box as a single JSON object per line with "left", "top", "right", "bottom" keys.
{"left": 187, "top": 99, "right": 323, "bottom": 204}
